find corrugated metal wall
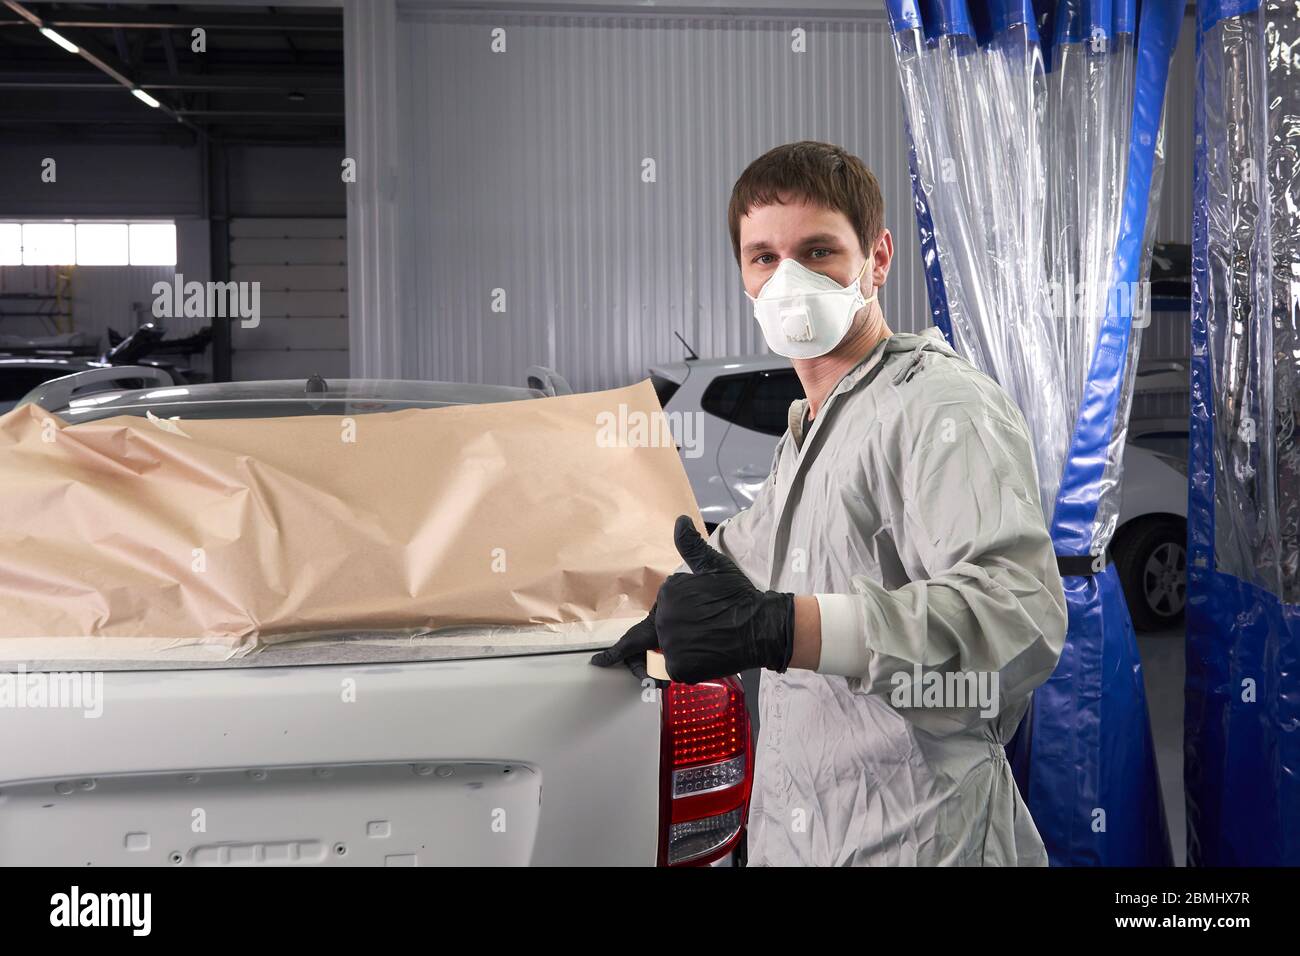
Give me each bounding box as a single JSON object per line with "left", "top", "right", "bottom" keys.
{"left": 391, "top": 6, "right": 926, "bottom": 391}
{"left": 347, "top": 2, "right": 1199, "bottom": 392}
{"left": 1154, "top": 13, "right": 1195, "bottom": 250}
{"left": 345, "top": 0, "right": 404, "bottom": 380}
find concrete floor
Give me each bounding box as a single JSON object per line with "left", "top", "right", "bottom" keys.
{"left": 1136, "top": 625, "right": 1186, "bottom": 866}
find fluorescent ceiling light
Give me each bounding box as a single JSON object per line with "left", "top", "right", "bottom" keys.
{"left": 132, "top": 88, "right": 161, "bottom": 109}
{"left": 39, "top": 27, "right": 79, "bottom": 54}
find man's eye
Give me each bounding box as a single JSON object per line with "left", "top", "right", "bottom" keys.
{"left": 754, "top": 254, "right": 776, "bottom": 265}
{"left": 809, "top": 248, "right": 834, "bottom": 259}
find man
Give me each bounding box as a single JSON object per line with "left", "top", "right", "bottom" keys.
{"left": 592, "top": 141, "right": 1067, "bottom": 866}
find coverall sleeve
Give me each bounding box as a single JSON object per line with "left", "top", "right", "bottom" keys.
{"left": 813, "top": 393, "right": 1067, "bottom": 721}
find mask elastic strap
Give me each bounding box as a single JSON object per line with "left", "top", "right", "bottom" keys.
{"left": 857, "top": 258, "right": 876, "bottom": 305}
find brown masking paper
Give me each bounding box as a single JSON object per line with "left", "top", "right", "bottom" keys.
{"left": 0, "top": 380, "right": 701, "bottom": 661}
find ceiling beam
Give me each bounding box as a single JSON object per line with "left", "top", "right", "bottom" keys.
{"left": 3, "top": 0, "right": 204, "bottom": 138}
{"left": 0, "top": 72, "right": 343, "bottom": 92}
{"left": 175, "top": 109, "right": 344, "bottom": 121}
{"left": 0, "top": 111, "right": 190, "bottom": 124}
{"left": 0, "top": 10, "right": 342, "bottom": 32}
{"left": 0, "top": 110, "right": 342, "bottom": 126}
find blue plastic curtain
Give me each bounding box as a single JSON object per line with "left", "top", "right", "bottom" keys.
{"left": 1188, "top": 0, "right": 1300, "bottom": 865}
{"left": 888, "top": 0, "right": 1182, "bottom": 865}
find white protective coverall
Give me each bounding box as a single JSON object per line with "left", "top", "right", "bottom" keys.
{"left": 710, "top": 327, "right": 1067, "bottom": 866}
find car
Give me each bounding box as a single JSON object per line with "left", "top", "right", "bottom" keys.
{"left": 652, "top": 353, "right": 1190, "bottom": 633}
{"left": 650, "top": 355, "right": 803, "bottom": 529}
{"left": 0, "top": 365, "right": 751, "bottom": 867}
{"left": 0, "top": 323, "right": 207, "bottom": 414}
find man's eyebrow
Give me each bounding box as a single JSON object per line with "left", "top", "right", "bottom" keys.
{"left": 799, "top": 233, "right": 843, "bottom": 247}
{"left": 741, "top": 233, "right": 844, "bottom": 255}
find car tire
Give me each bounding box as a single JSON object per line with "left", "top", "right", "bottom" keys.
{"left": 1114, "top": 517, "right": 1187, "bottom": 633}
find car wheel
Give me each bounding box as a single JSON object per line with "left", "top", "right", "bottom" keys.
{"left": 1114, "top": 517, "right": 1187, "bottom": 632}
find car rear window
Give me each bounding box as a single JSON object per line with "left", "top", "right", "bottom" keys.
{"left": 701, "top": 370, "right": 803, "bottom": 436}
{"left": 748, "top": 371, "right": 804, "bottom": 436}
{"left": 701, "top": 373, "right": 750, "bottom": 424}
{"left": 650, "top": 373, "right": 681, "bottom": 408}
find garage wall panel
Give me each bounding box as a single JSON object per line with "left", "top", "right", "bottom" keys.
{"left": 239, "top": 317, "right": 350, "bottom": 350}
{"left": 226, "top": 147, "right": 348, "bottom": 219}
{"left": 233, "top": 348, "right": 351, "bottom": 381}
{"left": 351, "top": 2, "right": 1197, "bottom": 393}
{"left": 259, "top": 290, "right": 349, "bottom": 318}
{"left": 230, "top": 238, "right": 348, "bottom": 265}
{"left": 0, "top": 143, "right": 204, "bottom": 219}
{"left": 232, "top": 218, "right": 353, "bottom": 239}
{"left": 228, "top": 217, "right": 348, "bottom": 381}
{"left": 231, "top": 264, "right": 348, "bottom": 290}
{"left": 360, "top": 3, "right": 925, "bottom": 391}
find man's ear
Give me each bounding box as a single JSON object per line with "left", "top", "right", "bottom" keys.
{"left": 869, "top": 229, "right": 894, "bottom": 291}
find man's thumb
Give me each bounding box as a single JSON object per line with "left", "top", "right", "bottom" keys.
{"left": 673, "top": 514, "right": 738, "bottom": 575}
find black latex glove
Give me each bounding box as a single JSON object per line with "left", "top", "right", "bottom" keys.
{"left": 590, "top": 515, "right": 795, "bottom": 684}
{"left": 589, "top": 602, "right": 660, "bottom": 684}
{"left": 657, "top": 515, "right": 795, "bottom": 683}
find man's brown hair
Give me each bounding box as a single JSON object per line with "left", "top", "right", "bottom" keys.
{"left": 727, "top": 141, "right": 884, "bottom": 263}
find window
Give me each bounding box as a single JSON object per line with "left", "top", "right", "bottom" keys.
{"left": 748, "top": 370, "right": 805, "bottom": 436}
{"left": 74, "top": 223, "right": 129, "bottom": 265}
{"left": 128, "top": 223, "right": 176, "bottom": 265}
{"left": 0, "top": 223, "right": 20, "bottom": 265}
{"left": 650, "top": 372, "right": 681, "bottom": 409}
{"left": 20, "top": 223, "right": 75, "bottom": 265}
{"left": 0, "top": 221, "right": 176, "bottom": 266}
{"left": 701, "top": 372, "right": 751, "bottom": 425}
{"left": 700, "top": 369, "right": 804, "bottom": 436}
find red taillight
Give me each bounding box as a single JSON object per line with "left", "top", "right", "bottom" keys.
{"left": 658, "top": 675, "right": 752, "bottom": 866}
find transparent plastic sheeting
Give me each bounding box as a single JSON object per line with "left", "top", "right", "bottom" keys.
{"left": 894, "top": 0, "right": 1156, "bottom": 540}
{"left": 1197, "top": 5, "right": 1300, "bottom": 600}
{"left": 892, "top": 17, "right": 1069, "bottom": 520}
{"left": 1187, "top": 0, "right": 1300, "bottom": 865}
{"left": 889, "top": 0, "right": 1182, "bottom": 866}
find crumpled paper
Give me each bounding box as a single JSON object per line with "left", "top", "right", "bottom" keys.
{"left": 0, "top": 380, "right": 701, "bottom": 661}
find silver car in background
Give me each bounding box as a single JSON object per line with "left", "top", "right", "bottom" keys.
{"left": 652, "top": 354, "right": 1189, "bottom": 632}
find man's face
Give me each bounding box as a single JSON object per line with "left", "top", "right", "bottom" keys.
{"left": 738, "top": 195, "right": 892, "bottom": 300}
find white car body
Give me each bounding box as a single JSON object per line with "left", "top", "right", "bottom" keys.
{"left": 0, "top": 369, "right": 752, "bottom": 866}
{"left": 2, "top": 650, "right": 659, "bottom": 866}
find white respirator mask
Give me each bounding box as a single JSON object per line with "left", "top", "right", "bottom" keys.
{"left": 746, "top": 258, "right": 874, "bottom": 359}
